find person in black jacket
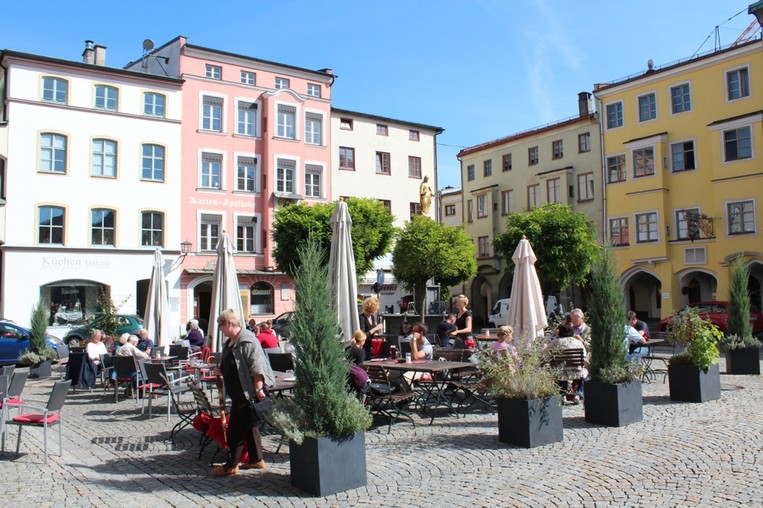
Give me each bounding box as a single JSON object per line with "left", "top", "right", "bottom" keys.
{"left": 359, "top": 296, "right": 383, "bottom": 358}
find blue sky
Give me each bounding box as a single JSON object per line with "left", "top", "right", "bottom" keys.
{"left": 1, "top": 1, "right": 756, "bottom": 189}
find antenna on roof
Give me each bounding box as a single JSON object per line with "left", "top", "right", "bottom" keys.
{"left": 142, "top": 39, "right": 154, "bottom": 71}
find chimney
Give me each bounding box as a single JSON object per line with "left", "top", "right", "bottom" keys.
{"left": 578, "top": 91, "right": 592, "bottom": 118}
{"left": 94, "top": 44, "right": 107, "bottom": 66}
{"left": 82, "top": 40, "right": 95, "bottom": 64}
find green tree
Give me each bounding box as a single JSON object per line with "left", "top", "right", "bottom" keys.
{"left": 391, "top": 215, "right": 477, "bottom": 317}
{"left": 727, "top": 257, "right": 753, "bottom": 340}
{"left": 19, "top": 297, "right": 57, "bottom": 365}
{"left": 92, "top": 290, "right": 121, "bottom": 338}
{"left": 493, "top": 204, "right": 599, "bottom": 294}
{"left": 271, "top": 198, "right": 395, "bottom": 279}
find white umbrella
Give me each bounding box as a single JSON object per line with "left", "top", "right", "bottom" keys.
{"left": 505, "top": 237, "right": 547, "bottom": 341}
{"left": 144, "top": 249, "right": 170, "bottom": 350}
{"left": 207, "top": 231, "right": 244, "bottom": 352}
{"left": 329, "top": 201, "right": 360, "bottom": 342}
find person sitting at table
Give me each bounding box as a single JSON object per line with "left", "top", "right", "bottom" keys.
{"left": 544, "top": 323, "right": 588, "bottom": 402}
{"left": 186, "top": 319, "right": 205, "bottom": 349}
{"left": 136, "top": 328, "right": 154, "bottom": 355}
{"left": 436, "top": 314, "right": 457, "bottom": 348}
{"left": 257, "top": 321, "right": 279, "bottom": 349}
{"left": 451, "top": 295, "right": 474, "bottom": 349}
{"left": 569, "top": 308, "right": 592, "bottom": 349}
{"left": 112, "top": 334, "right": 150, "bottom": 392}
{"left": 625, "top": 313, "right": 649, "bottom": 361}
{"left": 490, "top": 325, "right": 516, "bottom": 354}
{"left": 86, "top": 329, "right": 108, "bottom": 366}
{"left": 347, "top": 330, "right": 366, "bottom": 365}
{"left": 359, "top": 296, "right": 384, "bottom": 359}
{"left": 627, "top": 310, "right": 650, "bottom": 339}
{"left": 410, "top": 323, "right": 433, "bottom": 361}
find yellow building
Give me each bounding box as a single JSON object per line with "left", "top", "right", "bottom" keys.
{"left": 594, "top": 38, "right": 763, "bottom": 321}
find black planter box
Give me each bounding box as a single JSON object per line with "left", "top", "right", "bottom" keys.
{"left": 497, "top": 396, "right": 563, "bottom": 448}
{"left": 583, "top": 380, "right": 643, "bottom": 427}
{"left": 29, "top": 360, "right": 52, "bottom": 379}
{"left": 725, "top": 347, "right": 761, "bottom": 375}
{"left": 668, "top": 363, "right": 721, "bottom": 402}
{"left": 290, "top": 431, "right": 366, "bottom": 496}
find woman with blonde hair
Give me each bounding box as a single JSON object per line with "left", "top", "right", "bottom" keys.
{"left": 490, "top": 325, "right": 515, "bottom": 353}
{"left": 347, "top": 330, "right": 367, "bottom": 365}
{"left": 359, "top": 296, "right": 383, "bottom": 358}
{"left": 452, "top": 295, "right": 473, "bottom": 349}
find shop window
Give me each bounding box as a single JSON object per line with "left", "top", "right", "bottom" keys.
{"left": 250, "top": 281, "right": 274, "bottom": 315}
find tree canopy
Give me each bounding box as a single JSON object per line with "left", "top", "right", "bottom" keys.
{"left": 271, "top": 198, "right": 396, "bottom": 279}
{"left": 493, "top": 204, "right": 599, "bottom": 294}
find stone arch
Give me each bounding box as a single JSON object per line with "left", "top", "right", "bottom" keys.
{"left": 619, "top": 267, "right": 662, "bottom": 321}
{"left": 676, "top": 267, "right": 717, "bottom": 306}
{"left": 469, "top": 274, "right": 492, "bottom": 330}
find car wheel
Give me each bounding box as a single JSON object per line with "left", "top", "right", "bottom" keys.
{"left": 67, "top": 337, "right": 81, "bottom": 347}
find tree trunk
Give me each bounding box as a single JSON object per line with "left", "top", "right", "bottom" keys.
{"left": 414, "top": 278, "right": 428, "bottom": 319}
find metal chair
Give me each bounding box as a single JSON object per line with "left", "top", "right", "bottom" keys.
{"left": 364, "top": 364, "right": 416, "bottom": 433}
{"left": 2, "top": 380, "right": 71, "bottom": 463}
{"left": 0, "top": 372, "right": 28, "bottom": 448}
{"left": 143, "top": 362, "right": 191, "bottom": 422}
{"left": 55, "top": 345, "right": 70, "bottom": 379}
{"left": 158, "top": 372, "right": 196, "bottom": 444}
{"left": 98, "top": 354, "right": 114, "bottom": 391}
{"left": 112, "top": 355, "right": 139, "bottom": 403}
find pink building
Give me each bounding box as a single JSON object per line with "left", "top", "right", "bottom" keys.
{"left": 126, "top": 37, "right": 334, "bottom": 327}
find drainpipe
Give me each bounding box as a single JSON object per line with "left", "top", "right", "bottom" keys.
{"left": 594, "top": 91, "right": 607, "bottom": 244}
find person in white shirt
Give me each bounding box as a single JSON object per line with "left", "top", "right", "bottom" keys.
{"left": 86, "top": 329, "right": 108, "bottom": 364}
{"left": 410, "top": 323, "right": 433, "bottom": 361}
{"left": 116, "top": 334, "right": 150, "bottom": 360}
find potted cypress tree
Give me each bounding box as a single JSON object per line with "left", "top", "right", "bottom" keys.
{"left": 19, "top": 298, "right": 57, "bottom": 378}
{"left": 720, "top": 258, "right": 761, "bottom": 375}
{"left": 667, "top": 307, "right": 722, "bottom": 402}
{"left": 584, "top": 246, "right": 643, "bottom": 427}
{"left": 269, "top": 239, "right": 372, "bottom": 496}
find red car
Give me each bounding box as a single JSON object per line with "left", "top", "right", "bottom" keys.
{"left": 657, "top": 301, "right": 763, "bottom": 336}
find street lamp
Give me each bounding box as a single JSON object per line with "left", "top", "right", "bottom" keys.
{"left": 180, "top": 240, "right": 193, "bottom": 257}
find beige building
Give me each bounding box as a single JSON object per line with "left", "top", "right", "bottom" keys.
{"left": 456, "top": 93, "right": 603, "bottom": 327}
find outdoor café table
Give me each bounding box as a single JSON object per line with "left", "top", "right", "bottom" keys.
{"left": 363, "top": 359, "right": 474, "bottom": 423}
{"left": 638, "top": 338, "right": 667, "bottom": 383}
{"left": 270, "top": 371, "right": 296, "bottom": 398}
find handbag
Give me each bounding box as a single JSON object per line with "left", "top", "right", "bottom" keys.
{"left": 249, "top": 395, "right": 275, "bottom": 423}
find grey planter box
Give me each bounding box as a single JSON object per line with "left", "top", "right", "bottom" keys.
{"left": 29, "top": 360, "right": 52, "bottom": 379}
{"left": 584, "top": 380, "right": 643, "bottom": 427}
{"left": 497, "top": 396, "right": 563, "bottom": 448}
{"left": 668, "top": 363, "right": 721, "bottom": 402}
{"left": 725, "top": 347, "right": 761, "bottom": 375}
{"left": 290, "top": 431, "right": 366, "bottom": 496}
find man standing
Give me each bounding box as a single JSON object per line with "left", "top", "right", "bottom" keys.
{"left": 213, "top": 309, "right": 275, "bottom": 477}
{"left": 136, "top": 328, "right": 154, "bottom": 355}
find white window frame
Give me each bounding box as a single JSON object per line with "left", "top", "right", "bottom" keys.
{"left": 141, "top": 211, "right": 164, "bottom": 247}
{"left": 200, "top": 152, "right": 223, "bottom": 190}
{"left": 276, "top": 158, "right": 296, "bottom": 194}
{"left": 546, "top": 178, "right": 561, "bottom": 204}
{"left": 726, "top": 65, "right": 750, "bottom": 101}
{"left": 304, "top": 164, "right": 322, "bottom": 198}
{"left": 275, "top": 77, "right": 290, "bottom": 89}
{"left": 478, "top": 236, "right": 490, "bottom": 257}
{"left": 236, "top": 100, "right": 258, "bottom": 137}
{"left": 205, "top": 64, "right": 222, "bottom": 80}
{"left": 39, "top": 133, "right": 67, "bottom": 174}
{"left": 91, "top": 208, "right": 116, "bottom": 246}
{"left": 276, "top": 104, "right": 296, "bottom": 139}
{"left": 605, "top": 101, "right": 623, "bottom": 129}
{"left": 199, "top": 213, "right": 222, "bottom": 251}
{"left": 235, "top": 155, "right": 259, "bottom": 193}
{"left": 235, "top": 214, "right": 259, "bottom": 253}
{"left": 141, "top": 144, "right": 165, "bottom": 182}
{"left": 240, "top": 70, "right": 256, "bottom": 86}
{"left": 201, "top": 95, "right": 224, "bottom": 132}
{"left": 38, "top": 205, "right": 65, "bottom": 245}
{"left": 304, "top": 112, "right": 323, "bottom": 145}
{"left": 675, "top": 207, "right": 701, "bottom": 240}
{"left": 476, "top": 194, "right": 487, "bottom": 218}
{"left": 637, "top": 92, "right": 657, "bottom": 122}
{"left": 635, "top": 211, "right": 659, "bottom": 243}
{"left": 726, "top": 199, "right": 756, "bottom": 235}
{"left": 577, "top": 173, "right": 594, "bottom": 201}
{"left": 632, "top": 146, "right": 655, "bottom": 178}
{"left": 306, "top": 83, "right": 321, "bottom": 97}
{"left": 609, "top": 217, "right": 629, "bottom": 246}
{"left": 501, "top": 189, "right": 513, "bottom": 215}
{"left": 91, "top": 138, "right": 117, "bottom": 178}
{"left": 723, "top": 126, "right": 752, "bottom": 162}
{"left": 94, "top": 84, "right": 118, "bottom": 111}
{"left": 42, "top": 76, "right": 68, "bottom": 104}
{"left": 527, "top": 184, "right": 540, "bottom": 209}
{"left": 670, "top": 82, "right": 692, "bottom": 114}
{"left": 670, "top": 139, "right": 696, "bottom": 172}
{"left": 143, "top": 92, "right": 166, "bottom": 117}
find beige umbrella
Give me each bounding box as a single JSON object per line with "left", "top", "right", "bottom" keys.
{"left": 143, "top": 249, "right": 170, "bottom": 350}
{"left": 207, "top": 231, "right": 244, "bottom": 352}
{"left": 505, "top": 237, "right": 547, "bottom": 341}
{"left": 329, "top": 201, "right": 360, "bottom": 342}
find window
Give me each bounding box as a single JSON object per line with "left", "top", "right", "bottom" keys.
{"left": 304, "top": 165, "right": 322, "bottom": 198}
{"left": 671, "top": 140, "right": 696, "bottom": 172}
{"left": 339, "top": 147, "right": 355, "bottom": 170}
{"left": 636, "top": 212, "right": 659, "bottom": 243}
{"left": 236, "top": 156, "right": 257, "bottom": 192}
{"left": 552, "top": 140, "right": 563, "bottom": 159}
{"left": 633, "top": 147, "right": 655, "bottom": 177}
{"left": 306, "top": 83, "right": 321, "bottom": 97}
{"left": 676, "top": 208, "right": 701, "bottom": 240}
{"left": 409, "top": 130, "right": 420, "bottom": 141}
{"left": 141, "top": 211, "right": 164, "bottom": 247}
{"left": 375, "top": 152, "right": 390, "bottom": 175}
{"left": 467, "top": 199, "right": 473, "bottom": 222}
{"left": 607, "top": 154, "right": 626, "bottom": 183}
{"left": 340, "top": 118, "right": 353, "bottom": 130}
{"left": 304, "top": 113, "right": 322, "bottom": 145}
{"left": 502, "top": 153, "right": 512, "bottom": 171}
{"left": 501, "top": 190, "right": 513, "bottom": 215}
{"left": 727, "top": 67, "right": 750, "bottom": 100}
{"left": 724, "top": 126, "right": 752, "bottom": 161}
{"left": 727, "top": 200, "right": 755, "bottom": 235}
{"left": 91, "top": 208, "right": 115, "bottom": 246}
{"left": 376, "top": 124, "right": 388, "bottom": 136}
{"left": 240, "top": 70, "right": 256, "bottom": 86}
{"left": 671, "top": 83, "right": 691, "bottom": 113}
{"left": 478, "top": 236, "right": 490, "bottom": 257}
{"left": 42, "top": 77, "right": 67, "bottom": 104}
{"left": 606, "top": 102, "right": 623, "bottom": 129}
{"left": 236, "top": 216, "right": 257, "bottom": 253}
{"left": 609, "top": 217, "right": 629, "bottom": 246}
{"left": 202, "top": 96, "right": 223, "bottom": 132}
{"left": 467, "top": 164, "right": 475, "bottom": 181}
{"left": 527, "top": 184, "right": 540, "bottom": 209}
{"left": 528, "top": 146, "right": 539, "bottom": 165}
{"left": 577, "top": 173, "right": 594, "bottom": 201}
{"left": 578, "top": 133, "right": 591, "bottom": 153}
{"left": 445, "top": 204, "right": 456, "bottom": 216}
{"left": 638, "top": 93, "right": 656, "bottom": 122}
{"left": 276, "top": 159, "right": 295, "bottom": 193}
{"left": 94, "top": 85, "right": 118, "bottom": 111}
{"left": 201, "top": 153, "right": 222, "bottom": 189}
{"left": 276, "top": 105, "right": 296, "bottom": 139}
{"left": 205, "top": 64, "right": 222, "bottom": 79}
{"left": 237, "top": 101, "right": 257, "bottom": 136}
{"left": 380, "top": 200, "right": 392, "bottom": 213}
{"left": 275, "top": 77, "right": 290, "bottom": 89}
{"left": 38, "top": 206, "right": 65, "bottom": 245}
{"left": 250, "top": 281, "right": 273, "bottom": 314}
{"left": 408, "top": 156, "right": 422, "bottom": 178}
{"left": 141, "top": 144, "right": 165, "bottom": 181}
{"left": 546, "top": 178, "right": 561, "bottom": 204}
{"left": 143, "top": 92, "right": 166, "bottom": 117}
{"left": 477, "top": 195, "right": 487, "bottom": 218}
{"left": 483, "top": 159, "right": 492, "bottom": 177}
{"left": 200, "top": 214, "right": 221, "bottom": 251}
{"left": 91, "top": 139, "right": 117, "bottom": 178}
{"left": 39, "top": 133, "right": 67, "bottom": 174}
{"left": 409, "top": 202, "right": 420, "bottom": 218}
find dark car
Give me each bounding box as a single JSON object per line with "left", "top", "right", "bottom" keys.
{"left": 657, "top": 301, "right": 763, "bottom": 336}
{"left": 271, "top": 311, "right": 296, "bottom": 339}
{"left": 0, "top": 320, "right": 64, "bottom": 365}
{"left": 63, "top": 314, "right": 144, "bottom": 346}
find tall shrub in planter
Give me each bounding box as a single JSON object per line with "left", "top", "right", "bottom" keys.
{"left": 720, "top": 258, "right": 761, "bottom": 374}
{"left": 269, "top": 239, "right": 371, "bottom": 496}
{"left": 667, "top": 308, "right": 722, "bottom": 402}
{"left": 19, "top": 298, "right": 57, "bottom": 377}
{"left": 584, "top": 245, "right": 643, "bottom": 427}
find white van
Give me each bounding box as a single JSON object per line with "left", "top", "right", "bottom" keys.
{"left": 488, "top": 298, "right": 510, "bottom": 327}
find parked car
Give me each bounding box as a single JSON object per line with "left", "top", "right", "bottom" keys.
{"left": 0, "top": 320, "right": 64, "bottom": 365}
{"left": 63, "top": 314, "right": 144, "bottom": 346}
{"left": 271, "top": 311, "right": 296, "bottom": 339}
{"left": 657, "top": 301, "right": 763, "bottom": 336}
{"left": 488, "top": 298, "right": 511, "bottom": 327}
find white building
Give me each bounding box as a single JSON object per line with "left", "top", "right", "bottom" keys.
{"left": 0, "top": 45, "right": 184, "bottom": 331}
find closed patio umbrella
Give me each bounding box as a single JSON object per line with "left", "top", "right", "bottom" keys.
{"left": 505, "top": 237, "right": 547, "bottom": 341}
{"left": 144, "top": 249, "right": 170, "bottom": 350}
{"left": 207, "top": 231, "right": 244, "bottom": 352}
{"left": 329, "top": 201, "right": 360, "bottom": 342}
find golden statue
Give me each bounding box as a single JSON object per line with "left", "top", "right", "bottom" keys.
{"left": 419, "top": 175, "right": 433, "bottom": 216}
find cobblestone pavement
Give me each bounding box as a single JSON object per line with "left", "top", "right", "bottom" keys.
{"left": 1, "top": 357, "right": 761, "bottom": 507}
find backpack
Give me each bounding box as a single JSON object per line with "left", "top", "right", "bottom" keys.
{"left": 348, "top": 364, "right": 370, "bottom": 392}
